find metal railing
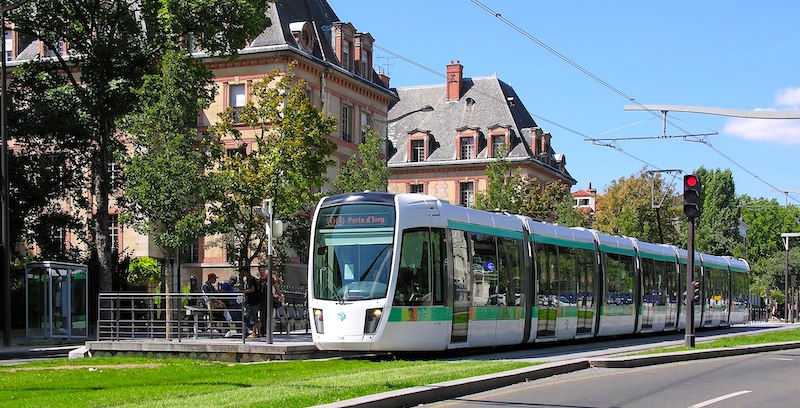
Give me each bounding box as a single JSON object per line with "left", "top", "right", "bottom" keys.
{"left": 97, "top": 292, "right": 250, "bottom": 342}
{"left": 97, "top": 291, "right": 310, "bottom": 342}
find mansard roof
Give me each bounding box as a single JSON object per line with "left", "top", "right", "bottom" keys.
{"left": 387, "top": 75, "right": 574, "bottom": 183}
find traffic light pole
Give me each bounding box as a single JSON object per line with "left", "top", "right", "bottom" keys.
{"left": 685, "top": 217, "right": 696, "bottom": 348}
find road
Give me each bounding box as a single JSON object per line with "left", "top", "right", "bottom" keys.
{"left": 427, "top": 349, "right": 800, "bottom": 408}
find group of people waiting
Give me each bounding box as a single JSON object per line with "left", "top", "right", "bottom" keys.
{"left": 200, "top": 266, "right": 284, "bottom": 338}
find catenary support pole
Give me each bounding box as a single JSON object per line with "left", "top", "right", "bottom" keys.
{"left": 685, "top": 218, "right": 695, "bottom": 348}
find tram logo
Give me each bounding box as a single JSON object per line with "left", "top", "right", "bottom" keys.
{"left": 325, "top": 216, "right": 345, "bottom": 227}
{"left": 337, "top": 311, "right": 346, "bottom": 321}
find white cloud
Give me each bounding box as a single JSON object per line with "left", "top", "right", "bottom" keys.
{"left": 776, "top": 87, "right": 800, "bottom": 107}
{"left": 724, "top": 118, "right": 800, "bottom": 144}
{"left": 723, "top": 86, "right": 800, "bottom": 144}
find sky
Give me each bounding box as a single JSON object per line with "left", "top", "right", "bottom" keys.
{"left": 329, "top": 0, "right": 800, "bottom": 204}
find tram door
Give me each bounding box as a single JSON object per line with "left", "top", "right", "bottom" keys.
{"left": 450, "top": 230, "right": 471, "bottom": 344}
{"left": 575, "top": 247, "right": 596, "bottom": 336}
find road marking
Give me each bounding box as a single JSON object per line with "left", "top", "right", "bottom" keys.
{"left": 689, "top": 390, "right": 752, "bottom": 408}
{"left": 770, "top": 357, "right": 793, "bottom": 361}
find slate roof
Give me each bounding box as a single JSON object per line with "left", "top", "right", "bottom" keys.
{"left": 387, "top": 75, "right": 574, "bottom": 183}
{"left": 10, "top": 0, "right": 394, "bottom": 97}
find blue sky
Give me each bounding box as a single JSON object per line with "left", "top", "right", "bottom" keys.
{"left": 330, "top": 0, "right": 800, "bottom": 203}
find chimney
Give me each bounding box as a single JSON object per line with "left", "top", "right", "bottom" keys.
{"left": 378, "top": 72, "right": 390, "bottom": 88}
{"left": 541, "top": 132, "right": 551, "bottom": 154}
{"left": 446, "top": 60, "right": 463, "bottom": 101}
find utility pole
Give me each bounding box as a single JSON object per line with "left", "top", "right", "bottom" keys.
{"left": 683, "top": 174, "right": 702, "bottom": 348}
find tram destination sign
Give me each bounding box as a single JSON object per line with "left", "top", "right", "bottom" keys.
{"left": 318, "top": 204, "right": 395, "bottom": 229}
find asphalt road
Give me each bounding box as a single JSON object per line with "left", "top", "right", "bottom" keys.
{"left": 427, "top": 349, "right": 800, "bottom": 408}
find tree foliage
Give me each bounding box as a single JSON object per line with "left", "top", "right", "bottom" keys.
{"left": 4, "top": 0, "right": 272, "bottom": 291}
{"left": 593, "top": 168, "right": 681, "bottom": 244}
{"left": 474, "top": 148, "right": 587, "bottom": 225}
{"left": 120, "top": 50, "right": 219, "bottom": 290}
{"left": 207, "top": 65, "right": 337, "bottom": 269}
{"left": 330, "top": 127, "right": 390, "bottom": 194}
{"left": 693, "top": 167, "right": 741, "bottom": 256}
{"left": 738, "top": 195, "right": 800, "bottom": 263}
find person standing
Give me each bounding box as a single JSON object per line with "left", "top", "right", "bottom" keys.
{"left": 240, "top": 268, "right": 263, "bottom": 339}
{"left": 259, "top": 266, "right": 284, "bottom": 336}
{"left": 201, "top": 274, "right": 225, "bottom": 332}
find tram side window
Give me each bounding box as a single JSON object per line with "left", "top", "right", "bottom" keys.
{"left": 604, "top": 252, "right": 634, "bottom": 305}
{"left": 470, "top": 233, "right": 498, "bottom": 306}
{"left": 451, "top": 230, "right": 471, "bottom": 305}
{"left": 498, "top": 237, "right": 522, "bottom": 306}
{"left": 536, "top": 243, "right": 558, "bottom": 307}
{"left": 396, "top": 228, "right": 445, "bottom": 306}
{"left": 576, "top": 248, "right": 595, "bottom": 308}
{"left": 558, "top": 247, "right": 578, "bottom": 306}
{"left": 641, "top": 258, "right": 655, "bottom": 306}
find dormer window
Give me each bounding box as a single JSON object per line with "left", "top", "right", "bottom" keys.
{"left": 487, "top": 124, "right": 512, "bottom": 158}
{"left": 456, "top": 126, "right": 480, "bottom": 160}
{"left": 342, "top": 39, "right": 351, "bottom": 71}
{"left": 406, "top": 130, "right": 431, "bottom": 162}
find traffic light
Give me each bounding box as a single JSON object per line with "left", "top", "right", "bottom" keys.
{"left": 683, "top": 174, "right": 702, "bottom": 219}
{"left": 692, "top": 281, "right": 701, "bottom": 303}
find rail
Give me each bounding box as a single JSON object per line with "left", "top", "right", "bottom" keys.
{"left": 97, "top": 291, "right": 309, "bottom": 342}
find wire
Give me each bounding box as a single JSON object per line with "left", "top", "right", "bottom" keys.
{"left": 467, "top": 0, "right": 800, "bottom": 204}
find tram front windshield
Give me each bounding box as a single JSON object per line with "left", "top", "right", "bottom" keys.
{"left": 312, "top": 204, "right": 395, "bottom": 301}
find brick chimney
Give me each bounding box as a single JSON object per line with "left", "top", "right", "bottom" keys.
{"left": 446, "top": 60, "right": 463, "bottom": 101}
{"left": 377, "top": 72, "right": 390, "bottom": 88}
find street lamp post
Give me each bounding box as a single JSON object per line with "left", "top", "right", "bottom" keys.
{"left": 781, "top": 233, "right": 800, "bottom": 322}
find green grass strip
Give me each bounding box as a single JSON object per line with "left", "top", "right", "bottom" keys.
{"left": 0, "top": 357, "right": 534, "bottom": 407}
{"left": 631, "top": 327, "right": 800, "bottom": 355}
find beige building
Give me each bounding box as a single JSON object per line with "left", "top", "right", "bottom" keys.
{"left": 386, "top": 61, "right": 575, "bottom": 205}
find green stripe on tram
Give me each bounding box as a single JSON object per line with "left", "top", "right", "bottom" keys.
{"left": 387, "top": 307, "right": 452, "bottom": 322}
{"left": 530, "top": 234, "right": 595, "bottom": 250}
{"left": 638, "top": 252, "right": 677, "bottom": 263}
{"left": 471, "top": 306, "right": 524, "bottom": 320}
{"left": 599, "top": 305, "right": 635, "bottom": 316}
{"left": 446, "top": 220, "right": 524, "bottom": 240}
{"left": 599, "top": 245, "right": 635, "bottom": 257}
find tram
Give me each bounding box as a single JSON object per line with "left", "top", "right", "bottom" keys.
{"left": 308, "top": 192, "right": 749, "bottom": 351}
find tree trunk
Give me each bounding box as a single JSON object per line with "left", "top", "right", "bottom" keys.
{"left": 96, "top": 119, "right": 113, "bottom": 293}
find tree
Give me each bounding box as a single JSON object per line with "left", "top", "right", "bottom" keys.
{"left": 693, "top": 167, "right": 740, "bottom": 256}
{"left": 593, "top": 168, "right": 681, "bottom": 244}
{"left": 474, "top": 147, "right": 586, "bottom": 224}
{"left": 4, "top": 0, "right": 271, "bottom": 292}
{"left": 750, "top": 247, "right": 800, "bottom": 318}
{"left": 739, "top": 195, "right": 800, "bottom": 264}
{"left": 121, "top": 49, "right": 219, "bottom": 293}
{"left": 207, "top": 65, "right": 337, "bottom": 270}
{"left": 330, "top": 127, "right": 390, "bottom": 194}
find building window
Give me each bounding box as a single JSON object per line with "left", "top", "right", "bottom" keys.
{"left": 181, "top": 240, "right": 199, "bottom": 263}
{"left": 342, "top": 105, "right": 352, "bottom": 142}
{"left": 410, "top": 140, "right": 425, "bottom": 162}
{"left": 459, "top": 182, "right": 474, "bottom": 207}
{"left": 4, "top": 29, "right": 10, "bottom": 61}
{"left": 409, "top": 183, "right": 425, "bottom": 194}
{"left": 361, "top": 50, "right": 370, "bottom": 79}
{"left": 491, "top": 135, "right": 506, "bottom": 158}
{"left": 229, "top": 84, "right": 246, "bottom": 123}
{"left": 460, "top": 137, "right": 474, "bottom": 160}
{"left": 360, "top": 111, "right": 371, "bottom": 143}
{"left": 226, "top": 145, "right": 247, "bottom": 158}
{"left": 49, "top": 225, "right": 65, "bottom": 251}
{"left": 108, "top": 214, "right": 119, "bottom": 254}
{"left": 342, "top": 39, "right": 351, "bottom": 71}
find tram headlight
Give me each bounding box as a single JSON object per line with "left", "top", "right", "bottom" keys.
{"left": 313, "top": 309, "right": 324, "bottom": 334}
{"left": 364, "top": 308, "right": 383, "bottom": 334}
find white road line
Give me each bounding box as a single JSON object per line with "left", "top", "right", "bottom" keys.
{"left": 689, "top": 390, "right": 752, "bottom": 408}
{"left": 770, "top": 357, "right": 793, "bottom": 361}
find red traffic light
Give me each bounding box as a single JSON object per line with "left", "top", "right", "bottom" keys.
{"left": 685, "top": 175, "right": 698, "bottom": 187}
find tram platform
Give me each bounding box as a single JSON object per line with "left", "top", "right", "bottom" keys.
{"left": 76, "top": 332, "right": 347, "bottom": 362}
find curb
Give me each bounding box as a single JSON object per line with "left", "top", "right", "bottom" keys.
{"left": 589, "top": 340, "right": 800, "bottom": 368}
{"left": 313, "top": 359, "right": 590, "bottom": 408}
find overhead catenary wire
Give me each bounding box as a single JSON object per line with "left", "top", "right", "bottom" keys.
{"left": 467, "top": 0, "right": 800, "bottom": 205}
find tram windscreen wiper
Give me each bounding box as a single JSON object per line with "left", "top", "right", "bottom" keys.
{"left": 358, "top": 244, "right": 390, "bottom": 282}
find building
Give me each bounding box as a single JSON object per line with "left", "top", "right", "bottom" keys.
{"left": 5, "top": 0, "right": 397, "bottom": 288}
{"left": 572, "top": 183, "right": 599, "bottom": 214}
{"left": 386, "top": 61, "right": 575, "bottom": 206}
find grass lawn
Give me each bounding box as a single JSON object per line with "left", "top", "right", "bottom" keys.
{"left": 633, "top": 327, "right": 800, "bottom": 355}
{"left": 0, "top": 357, "right": 534, "bottom": 407}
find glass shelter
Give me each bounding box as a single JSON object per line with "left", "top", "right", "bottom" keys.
{"left": 25, "top": 261, "right": 89, "bottom": 339}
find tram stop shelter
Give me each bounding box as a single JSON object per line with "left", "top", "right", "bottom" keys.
{"left": 25, "top": 261, "right": 89, "bottom": 339}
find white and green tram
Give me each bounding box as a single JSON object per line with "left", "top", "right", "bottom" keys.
{"left": 308, "top": 193, "right": 750, "bottom": 352}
